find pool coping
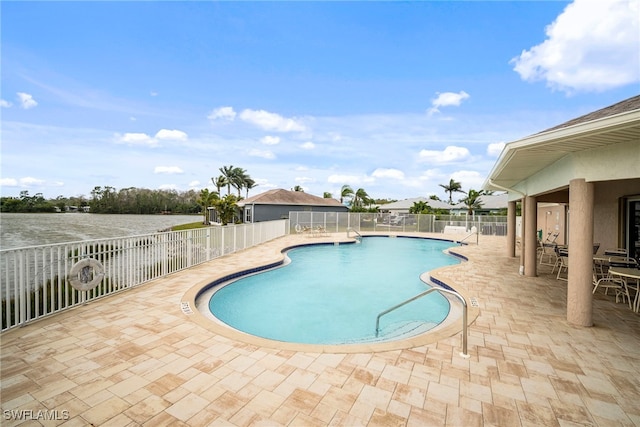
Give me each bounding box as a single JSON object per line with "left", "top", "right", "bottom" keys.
{"left": 181, "top": 233, "right": 480, "bottom": 354}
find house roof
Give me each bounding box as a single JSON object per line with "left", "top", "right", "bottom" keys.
{"left": 450, "top": 193, "right": 509, "bottom": 210}
{"left": 238, "top": 189, "right": 346, "bottom": 208}
{"left": 381, "top": 197, "right": 454, "bottom": 211}
{"left": 484, "top": 95, "right": 640, "bottom": 193}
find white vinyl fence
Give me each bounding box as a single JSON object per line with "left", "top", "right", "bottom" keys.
{"left": 288, "top": 212, "right": 508, "bottom": 236}
{"left": 1, "top": 220, "right": 287, "bottom": 332}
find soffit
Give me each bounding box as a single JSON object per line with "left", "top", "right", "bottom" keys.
{"left": 486, "top": 110, "right": 640, "bottom": 189}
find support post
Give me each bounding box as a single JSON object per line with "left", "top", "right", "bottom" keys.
{"left": 524, "top": 195, "right": 538, "bottom": 277}
{"left": 567, "top": 178, "right": 594, "bottom": 326}
{"left": 507, "top": 200, "right": 517, "bottom": 258}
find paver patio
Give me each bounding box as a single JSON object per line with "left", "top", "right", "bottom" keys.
{"left": 1, "top": 233, "right": 639, "bottom": 426}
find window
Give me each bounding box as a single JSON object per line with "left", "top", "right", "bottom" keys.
{"left": 245, "top": 206, "right": 253, "bottom": 223}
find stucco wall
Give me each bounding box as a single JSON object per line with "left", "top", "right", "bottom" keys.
{"left": 593, "top": 179, "right": 640, "bottom": 253}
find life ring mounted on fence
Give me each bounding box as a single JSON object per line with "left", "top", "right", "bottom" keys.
{"left": 68, "top": 258, "right": 105, "bottom": 291}
{"left": 294, "top": 223, "right": 302, "bottom": 233}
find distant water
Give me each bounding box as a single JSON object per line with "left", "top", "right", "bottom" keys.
{"left": 0, "top": 213, "right": 201, "bottom": 250}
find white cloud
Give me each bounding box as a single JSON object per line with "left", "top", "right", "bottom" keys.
{"left": 511, "top": 0, "right": 639, "bottom": 93}
{"left": 260, "top": 135, "right": 281, "bottom": 145}
{"left": 17, "top": 92, "right": 38, "bottom": 109}
{"left": 159, "top": 184, "right": 178, "bottom": 190}
{"left": 1, "top": 99, "right": 12, "bottom": 108}
{"left": 150, "top": 91, "right": 158, "bottom": 96}
{"left": 371, "top": 168, "right": 405, "bottom": 180}
{"left": 450, "top": 170, "right": 485, "bottom": 191}
{"left": 300, "top": 141, "right": 315, "bottom": 150}
{"left": 418, "top": 146, "right": 471, "bottom": 164}
{"left": 248, "top": 148, "right": 276, "bottom": 159}
{"left": 115, "top": 132, "right": 157, "bottom": 146}
{"left": 487, "top": 142, "right": 506, "bottom": 157}
{"left": 20, "top": 176, "right": 46, "bottom": 186}
{"left": 208, "top": 106, "right": 237, "bottom": 121}
{"left": 0, "top": 178, "right": 18, "bottom": 186}
{"left": 188, "top": 180, "right": 200, "bottom": 187}
{"left": 239, "top": 109, "right": 306, "bottom": 132}
{"left": 428, "top": 91, "right": 470, "bottom": 115}
{"left": 155, "top": 129, "right": 188, "bottom": 141}
{"left": 327, "top": 174, "right": 375, "bottom": 185}
{"left": 154, "top": 166, "right": 184, "bottom": 174}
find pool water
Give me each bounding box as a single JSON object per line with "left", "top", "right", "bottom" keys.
{"left": 207, "top": 237, "right": 459, "bottom": 345}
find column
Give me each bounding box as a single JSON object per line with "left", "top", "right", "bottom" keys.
{"left": 567, "top": 178, "right": 594, "bottom": 327}
{"left": 524, "top": 195, "right": 538, "bottom": 277}
{"left": 507, "top": 200, "right": 517, "bottom": 258}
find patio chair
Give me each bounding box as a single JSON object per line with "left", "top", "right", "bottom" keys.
{"left": 540, "top": 242, "right": 558, "bottom": 267}
{"left": 592, "top": 273, "right": 627, "bottom": 301}
{"left": 604, "top": 248, "right": 628, "bottom": 256}
{"left": 553, "top": 247, "right": 569, "bottom": 281}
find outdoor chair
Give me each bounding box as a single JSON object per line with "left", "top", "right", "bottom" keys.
{"left": 604, "top": 248, "right": 628, "bottom": 256}
{"left": 553, "top": 247, "right": 569, "bottom": 281}
{"left": 540, "top": 242, "right": 558, "bottom": 267}
{"left": 592, "top": 273, "right": 627, "bottom": 302}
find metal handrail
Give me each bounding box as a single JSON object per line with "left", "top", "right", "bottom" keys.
{"left": 347, "top": 227, "right": 362, "bottom": 241}
{"left": 458, "top": 231, "right": 478, "bottom": 245}
{"left": 375, "top": 284, "right": 469, "bottom": 358}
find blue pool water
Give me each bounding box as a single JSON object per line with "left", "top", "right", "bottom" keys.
{"left": 207, "top": 237, "right": 459, "bottom": 345}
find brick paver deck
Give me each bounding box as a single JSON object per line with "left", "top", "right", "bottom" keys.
{"left": 1, "top": 233, "right": 639, "bottom": 426}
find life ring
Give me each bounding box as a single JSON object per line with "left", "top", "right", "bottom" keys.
{"left": 68, "top": 258, "right": 105, "bottom": 291}
{"left": 295, "top": 223, "right": 302, "bottom": 233}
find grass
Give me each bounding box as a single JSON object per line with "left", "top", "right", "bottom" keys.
{"left": 170, "top": 221, "right": 208, "bottom": 231}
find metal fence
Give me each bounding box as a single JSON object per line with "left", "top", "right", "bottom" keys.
{"left": 1, "top": 220, "right": 287, "bottom": 332}
{"left": 288, "top": 212, "right": 508, "bottom": 236}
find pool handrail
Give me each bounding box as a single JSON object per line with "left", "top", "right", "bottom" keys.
{"left": 375, "top": 284, "right": 469, "bottom": 358}
{"left": 346, "top": 227, "right": 362, "bottom": 241}
{"left": 458, "top": 231, "right": 478, "bottom": 245}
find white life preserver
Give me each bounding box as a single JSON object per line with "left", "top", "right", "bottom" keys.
{"left": 295, "top": 223, "right": 302, "bottom": 233}
{"left": 68, "top": 258, "right": 105, "bottom": 291}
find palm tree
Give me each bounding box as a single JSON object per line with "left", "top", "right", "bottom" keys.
{"left": 216, "top": 194, "right": 239, "bottom": 225}
{"left": 230, "top": 167, "right": 249, "bottom": 198}
{"left": 340, "top": 185, "right": 354, "bottom": 205}
{"left": 353, "top": 188, "right": 370, "bottom": 209}
{"left": 244, "top": 178, "right": 257, "bottom": 198}
{"left": 292, "top": 185, "right": 304, "bottom": 192}
{"left": 323, "top": 192, "right": 332, "bottom": 198}
{"left": 219, "top": 165, "right": 235, "bottom": 196}
{"left": 212, "top": 175, "right": 227, "bottom": 195}
{"left": 461, "top": 189, "right": 485, "bottom": 217}
{"left": 196, "top": 188, "right": 219, "bottom": 224}
{"left": 409, "top": 200, "right": 431, "bottom": 214}
{"left": 439, "top": 178, "right": 465, "bottom": 204}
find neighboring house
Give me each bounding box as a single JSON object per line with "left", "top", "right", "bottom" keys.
{"left": 237, "top": 189, "right": 349, "bottom": 223}
{"left": 483, "top": 94, "right": 640, "bottom": 327}
{"left": 380, "top": 197, "right": 454, "bottom": 216}
{"left": 450, "top": 193, "right": 509, "bottom": 216}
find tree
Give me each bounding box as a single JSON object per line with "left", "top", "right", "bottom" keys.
{"left": 340, "top": 185, "right": 354, "bottom": 204}
{"left": 219, "top": 165, "right": 236, "bottom": 196}
{"left": 230, "top": 167, "right": 249, "bottom": 198}
{"left": 460, "top": 189, "right": 485, "bottom": 217}
{"left": 352, "top": 188, "right": 370, "bottom": 209}
{"left": 292, "top": 185, "right": 304, "bottom": 192}
{"left": 216, "top": 194, "right": 239, "bottom": 225}
{"left": 196, "top": 188, "right": 219, "bottom": 224}
{"left": 409, "top": 201, "right": 431, "bottom": 214}
{"left": 244, "top": 178, "right": 257, "bottom": 198}
{"left": 439, "top": 179, "right": 465, "bottom": 204}
{"left": 323, "top": 192, "right": 332, "bottom": 198}
{"left": 212, "top": 175, "right": 227, "bottom": 195}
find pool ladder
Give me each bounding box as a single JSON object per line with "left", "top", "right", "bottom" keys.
{"left": 375, "top": 282, "right": 469, "bottom": 358}
{"left": 346, "top": 227, "right": 362, "bottom": 242}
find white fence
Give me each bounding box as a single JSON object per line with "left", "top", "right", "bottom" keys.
{"left": 1, "top": 220, "right": 287, "bottom": 332}
{"left": 288, "top": 212, "right": 507, "bottom": 236}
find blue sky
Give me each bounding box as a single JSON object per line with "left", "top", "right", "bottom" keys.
{"left": 2, "top": 0, "right": 638, "bottom": 202}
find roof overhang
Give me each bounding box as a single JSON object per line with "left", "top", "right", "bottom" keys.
{"left": 483, "top": 108, "right": 640, "bottom": 198}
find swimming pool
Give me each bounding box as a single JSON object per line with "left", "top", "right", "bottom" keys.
{"left": 203, "top": 236, "right": 460, "bottom": 345}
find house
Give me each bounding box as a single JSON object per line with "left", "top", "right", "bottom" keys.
{"left": 450, "top": 193, "right": 509, "bottom": 216}
{"left": 483, "top": 94, "right": 640, "bottom": 327}
{"left": 379, "top": 197, "right": 454, "bottom": 216}
{"left": 237, "top": 188, "right": 349, "bottom": 223}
